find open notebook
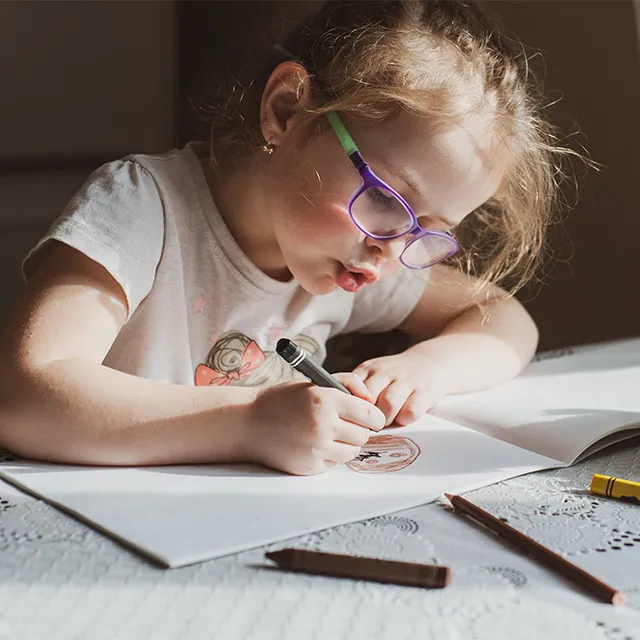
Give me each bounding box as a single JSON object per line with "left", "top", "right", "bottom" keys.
{"left": 1, "top": 337, "right": 639, "bottom": 568}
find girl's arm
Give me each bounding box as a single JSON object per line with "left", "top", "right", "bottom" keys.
{"left": 353, "top": 264, "right": 538, "bottom": 427}
{"left": 0, "top": 244, "right": 383, "bottom": 472}
{"left": 399, "top": 264, "right": 538, "bottom": 395}
{"left": 0, "top": 243, "right": 257, "bottom": 466}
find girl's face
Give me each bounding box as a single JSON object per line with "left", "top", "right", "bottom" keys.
{"left": 264, "top": 109, "right": 505, "bottom": 295}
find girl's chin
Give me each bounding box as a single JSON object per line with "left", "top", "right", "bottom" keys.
{"left": 295, "top": 270, "right": 339, "bottom": 296}
{"left": 306, "top": 280, "right": 339, "bottom": 296}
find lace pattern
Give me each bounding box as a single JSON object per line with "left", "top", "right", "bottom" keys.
{"left": 0, "top": 440, "right": 639, "bottom": 638}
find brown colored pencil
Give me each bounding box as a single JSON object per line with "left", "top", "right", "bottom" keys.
{"left": 265, "top": 548, "right": 450, "bottom": 589}
{"left": 445, "top": 493, "right": 625, "bottom": 605}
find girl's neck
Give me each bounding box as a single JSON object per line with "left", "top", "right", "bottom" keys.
{"left": 200, "top": 156, "right": 292, "bottom": 282}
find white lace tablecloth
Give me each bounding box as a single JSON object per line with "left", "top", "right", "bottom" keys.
{"left": 1, "top": 441, "right": 640, "bottom": 640}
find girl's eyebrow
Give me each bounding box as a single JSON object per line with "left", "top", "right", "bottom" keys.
{"left": 378, "top": 162, "right": 422, "bottom": 198}
{"left": 383, "top": 163, "right": 457, "bottom": 229}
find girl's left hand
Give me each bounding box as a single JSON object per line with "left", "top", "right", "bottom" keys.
{"left": 353, "top": 351, "right": 447, "bottom": 427}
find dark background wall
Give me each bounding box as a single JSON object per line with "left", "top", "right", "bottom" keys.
{"left": 487, "top": 0, "right": 640, "bottom": 348}
{"left": 0, "top": 0, "right": 177, "bottom": 330}
{"left": 1, "top": 1, "right": 639, "bottom": 351}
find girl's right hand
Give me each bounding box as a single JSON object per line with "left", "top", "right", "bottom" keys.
{"left": 244, "top": 373, "right": 386, "bottom": 475}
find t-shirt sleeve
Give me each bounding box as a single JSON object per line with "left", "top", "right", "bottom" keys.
{"left": 22, "top": 159, "right": 165, "bottom": 321}
{"left": 341, "top": 267, "right": 430, "bottom": 334}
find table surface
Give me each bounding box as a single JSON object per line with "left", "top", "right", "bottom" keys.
{"left": 1, "top": 441, "right": 640, "bottom": 640}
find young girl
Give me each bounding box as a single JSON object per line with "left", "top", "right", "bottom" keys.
{"left": 0, "top": 0, "right": 575, "bottom": 476}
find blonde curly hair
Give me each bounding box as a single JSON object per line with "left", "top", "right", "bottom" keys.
{"left": 201, "top": 0, "right": 587, "bottom": 295}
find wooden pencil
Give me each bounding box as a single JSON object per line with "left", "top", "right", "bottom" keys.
{"left": 266, "top": 548, "right": 450, "bottom": 588}
{"left": 445, "top": 493, "right": 625, "bottom": 605}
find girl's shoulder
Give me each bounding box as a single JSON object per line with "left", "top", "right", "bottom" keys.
{"left": 120, "top": 141, "right": 206, "bottom": 183}
{"left": 126, "top": 141, "right": 206, "bottom": 165}
{"left": 106, "top": 141, "right": 211, "bottom": 216}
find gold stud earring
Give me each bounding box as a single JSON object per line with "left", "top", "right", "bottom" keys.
{"left": 261, "top": 140, "right": 275, "bottom": 155}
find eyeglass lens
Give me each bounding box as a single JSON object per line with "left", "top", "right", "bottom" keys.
{"left": 351, "top": 187, "right": 456, "bottom": 268}
{"left": 401, "top": 232, "right": 457, "bottom": 268}
{"left": 351, "top": 187, "right": 413, "bottom": 237}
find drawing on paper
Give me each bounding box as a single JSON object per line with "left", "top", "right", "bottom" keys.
{"left": 346, "top": 434, "right": 421, "bottom": 473}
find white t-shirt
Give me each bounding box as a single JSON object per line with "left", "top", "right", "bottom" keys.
{"left": 24, "top": 143, "right": 429, "bottom": 388}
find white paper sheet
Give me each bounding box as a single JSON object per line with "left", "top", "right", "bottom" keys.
{"left": 0, "top": 416, "right": 555, "bottom": 567}
{"left": 3, "top": 337, "right": 640, "bottom": 568}
{"left": 432, "top": 337, "right": 640, "bottom": 464}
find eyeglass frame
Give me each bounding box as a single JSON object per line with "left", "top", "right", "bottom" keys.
{"left": 271, "top": 43, "right": 460, "bottom": 270}
{"left": 324, "top": 111, "right": 460, "bottom": 270}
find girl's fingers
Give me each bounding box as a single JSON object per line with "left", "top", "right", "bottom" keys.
{"left": 355, "top": 371, "right": 393, "bottom": 403}
{"left": 334, "top": 419, "right": 372, "bottom": 447}
{"left": 375, "top": 380, "right": 413, "bottom": 426}
{"left": 325, "top": 441, "right": 363, "bottom": 464}
{"left": 335, "top": 393, "right": 386, "bottom": 432}
{"left": 332, "top": 372, "right": 376, "bottom": 402}
{"left": 352, "top": 362, "right": 370, "bottom": 380}
{"left": 396, "top": 391, "right": 440, "bottom": 426}
{"left": 319, "top": 460, "right": 337, "bottom": 473}
{"left": 393, "top": 389, "right": 432, "bottom": 426}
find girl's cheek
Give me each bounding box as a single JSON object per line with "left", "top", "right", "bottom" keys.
{"left": 292, "top": 187, "right": 347, "bottom": 225}
{"left": 379, "top": 259, "right": 402, "bottom": 279}
{"left": 323, "top": 201, "right": 362, "bottom": 237}
{"left": 278, "top": 157, "right": 358, "bottom": 236}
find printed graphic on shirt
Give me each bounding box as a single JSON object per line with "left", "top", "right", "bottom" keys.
{"left": 193, "top": 295, "right": 209, "bottom": 314}
{"left": 345, "top": 434, "right": 421, "bottom": 473}
{"left": 264, "top": 323, "right": 287, "bottom": 345}
{"left": 195, "top": 331, "right": 321, "bottom": 388}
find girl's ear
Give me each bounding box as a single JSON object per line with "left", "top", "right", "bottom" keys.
{"left": 259, "top": 61, "right": 313, "bottom": 147}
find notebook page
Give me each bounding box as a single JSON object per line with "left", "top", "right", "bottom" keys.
{"left": 432, "top": 338, "right": 640, "bottom": 465}
{"left": 0, "top": 415, "right": 556, "bottom": 567}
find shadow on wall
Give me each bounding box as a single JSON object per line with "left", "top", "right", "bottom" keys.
{"left": 2, "top": 1, "right": 639, "bottom": 353}
{"left": 177, "top": 0, "right": 323, "bottom": 143}
{"left": 182, "top": 0, "right": 640, "bottom": 351}
{"left": 0, "top": 1, "right": 178, "bottom": 331}
{"left": 487, "top": 1, "right": 640, "bottom": 349}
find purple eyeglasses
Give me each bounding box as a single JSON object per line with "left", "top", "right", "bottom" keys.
{"left": 325, "top": 111, "right": 459, "bottom": 269}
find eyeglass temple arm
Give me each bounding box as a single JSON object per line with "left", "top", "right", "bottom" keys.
{"left": 325, "top": 112, "right": 366, "bottom": 171}
{"left": 273, "top": 45, "right": 366, "bottom": 172}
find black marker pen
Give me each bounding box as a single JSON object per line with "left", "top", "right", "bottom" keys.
{"left": 276, "top": 338, "right": 351, "bottom": 395}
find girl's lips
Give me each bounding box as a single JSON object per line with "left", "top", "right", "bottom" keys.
{"left": 344, "top": 264, "right": 379, "bottom": 284}
{"left": 336, "top": 263, "right": 379, "bottom": 292}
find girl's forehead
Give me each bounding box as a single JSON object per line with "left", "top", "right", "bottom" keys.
{"left": 348, "top": 111, "right": 505, "bottom": 223}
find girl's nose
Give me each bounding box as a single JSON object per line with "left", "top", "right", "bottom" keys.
{"left": 364, "top": 234, "right": 406, "bottom": 261}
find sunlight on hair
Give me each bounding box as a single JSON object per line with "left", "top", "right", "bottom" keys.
{"left": 198, "top": 0, "right": 594, "bottom": 296}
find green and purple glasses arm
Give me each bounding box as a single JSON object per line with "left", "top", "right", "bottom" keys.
{"left": 325, "top": 112, "right": 459, "bottom": 257}
{"left": 272, "top": 43, "right": 458, "bottom": 268}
